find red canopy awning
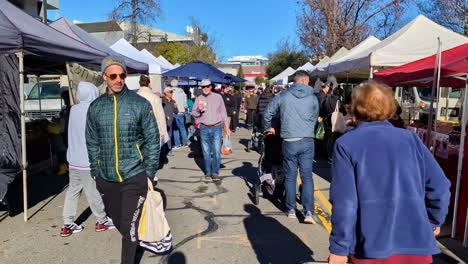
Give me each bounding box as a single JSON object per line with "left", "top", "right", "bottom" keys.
{"left": 374, "top": 43, "right": 468, "bottom": 88}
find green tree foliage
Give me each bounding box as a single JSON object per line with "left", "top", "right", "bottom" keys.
{"left": 235, "top": 65, "right": 245, "bottom": 89}
{"left": 255, "top": 76, "right": 266, "bottom": 84}
{"left": 266, "top": 50, "right": 309, "bottom": 79}
{"left": 153, "top": 41, "right": 217, "bottom": 65}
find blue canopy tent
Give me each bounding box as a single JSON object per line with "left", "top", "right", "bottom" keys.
{"left": 163, "top": 61, "right": 230, "bottom": 84}
{"left": 225, "top": 73, "right": 246, "bottom": 83}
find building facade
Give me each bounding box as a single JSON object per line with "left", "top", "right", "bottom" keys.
{"left": 227, "top": 55, "right": 269, "bottom": 66}
{"left": 8, "top": 0, "right": 59, "bottom": 21}
{"left": 75, "top": 21, "right": 195, "bottom": 50}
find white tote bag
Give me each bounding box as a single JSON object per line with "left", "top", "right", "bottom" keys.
{"left": 331, "top": 101, "right": 347, "bottom": 133}
{"left": 138, "top": 179, "right": 171, "bottom": 242}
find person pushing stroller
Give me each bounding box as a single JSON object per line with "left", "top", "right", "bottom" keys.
{"left": 263, "top": 70, "right": 320, "bottom": 224}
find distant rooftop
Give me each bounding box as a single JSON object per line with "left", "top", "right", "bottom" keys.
{"left": 75, "top": 20, "right": 122, "bottom": 33}
{"left": 227, "top": 55, "right": 269, "bottom": 66}
{"left": 74, "top": 20, "right": 194, "bottom": 44}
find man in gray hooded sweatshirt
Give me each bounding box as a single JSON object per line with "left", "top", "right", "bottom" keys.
{"left": 263, "top": 70, "right": 319, "bottom": 224}
{"left": 60, "top": 82, "right": 114, "bottom": 237}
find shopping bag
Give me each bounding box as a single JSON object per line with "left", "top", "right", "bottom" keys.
{"left": 139, "top": 232, "right": 172, "bottom": 255}
{"left": 331, "top": 101, "right": 346, "bottom": 133}
{"left": 138, "top": 178, "right": 171, "bottom": 242}
{"left": 315, "top": 121, "right": 325, "bottom": 140}
{"left": 221, "top": 135, "right": 233, "bottom": 155}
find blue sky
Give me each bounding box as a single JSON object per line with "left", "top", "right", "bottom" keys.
{"left": 50, "top": 0, "right": 300, "bottom": 62}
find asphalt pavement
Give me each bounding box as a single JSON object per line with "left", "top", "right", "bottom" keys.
{"left": 0, "top": 126, "right": 466, "bottom": 264}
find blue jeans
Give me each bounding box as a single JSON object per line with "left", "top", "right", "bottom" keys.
{"left": 282, "top": 138, "right": 315, "bottom": 212}
{"left": 200, "top": 124, "right": 223, "bottom": 175}
{"left": 173, "top": 114, "right": 188, "bottom": 146}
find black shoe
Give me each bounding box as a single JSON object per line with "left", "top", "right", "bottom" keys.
{"left": 211, "top": 174, "right": 220, "bottom": 181}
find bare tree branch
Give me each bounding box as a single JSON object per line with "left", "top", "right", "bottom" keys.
{"left": 297, "top": 0, "right": 409, "bottom": 56}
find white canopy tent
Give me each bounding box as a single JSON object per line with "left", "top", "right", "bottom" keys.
{"left": 327, "top": 15, "right": 468, "bottom": 79}
{"left": 327, "top": 36, "right": 381, "bottom": 78}
{"left": 158, "top": 55, "right": 176, "bottom": 70}
{"left": 111, "top": 39, "right": 162, "bottom": 74}
{"left": 311, "top": 47, "right": 349, "bottom": 77}
{"left": 297, "top": 62, "right": 316, "bottom": 72}
{"left": 140, "top": 49, "right": 173, "bottom": 73}
{"left": 272, "top": 67, "right": 296, "bottom": 85}
{"left": 110, "top": 39, "right": 164, "bottom": 92}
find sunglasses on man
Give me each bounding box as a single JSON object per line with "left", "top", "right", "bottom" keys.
{"left": 105, "top": 73, "right": 127, "bottom": 80}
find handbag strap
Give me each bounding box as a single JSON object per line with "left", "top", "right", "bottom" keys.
{"left": 147, "top": 178, "right": 154, "bottom": 192}
{"left": 334, "top": 100, "right": 340, "bottom": 112}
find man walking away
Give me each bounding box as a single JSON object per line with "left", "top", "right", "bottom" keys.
{"left": 192, "top": 79, "right": 231, "bottom": 181}
{"left": 61, "top": 82, "right": 114, "bottom": 237}
{"left": 256, "top": 86, "right": 275, "bottom": 130}
{"left": 263, "top": 70, "right": 320, "bottom": 224}
{"left": 86, "top": 56, "right": 160, "bottom": 264}
{"left": 245, "top": 88, "right": 258, "bottom": 129}
{"left": 171, "top": 80, "right": 189, "bottom": 149}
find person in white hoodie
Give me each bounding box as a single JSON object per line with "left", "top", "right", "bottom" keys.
{"left": 60, "top": 82, "right": 114, "bottom": 237}
{"left": 170, "top": 80, "right": 189, "bottom": 148}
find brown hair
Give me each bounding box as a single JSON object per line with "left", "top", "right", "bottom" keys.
{"left": 351, "top": 81, "right": 397, "bottom": 122}
{"left": 139, "top": 75, "right": 150, "bottom": 87}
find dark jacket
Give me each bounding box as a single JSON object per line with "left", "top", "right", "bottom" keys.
{"left": 321, "top": 94, "right": 346, "bottom": 129}
{"left": 162, "top": 97, "right": 178, "bottom": 124}
{"left": 257, "top": 92, "right": 274, "bottom": 113}
{"left": 222, "top": 93, "right": 236, "bottom": 116}
{"left": 86, "top": 86, "right": 160, "bottom": 182}
{"left": 330, "top": 121, "right": 450, "bottom": 258}
{"left": 315, "top": 90, "right": 327, "bottom": 118}
{"left": 233, "top": 93, "right": 242, "bottom": 112}
{"left": 263, "top": 83, "right": 319, "bottom": 139}
{"left": 244, "top": 95, "right": 258, "bottom": 110}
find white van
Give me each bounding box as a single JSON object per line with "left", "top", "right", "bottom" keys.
{"left": 25, "top": 81, "right": 67, "bottom": 120}
{"left": 394, "top": 87, "right": 462, "bottom": 122}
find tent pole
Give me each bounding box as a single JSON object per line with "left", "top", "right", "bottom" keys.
{"left": 452, "top": 76, "right": 468, "bottom": 238}
{"left": 16, "top": 52, "right": 28, "bottom": 222}
{"left": 432, "top": 45, "right": 443, "bottom": 155}
{"left": 369, "top": 67, "right": 374, "bottom": 80}
{"left": 464, "top": 207, "right": 468, "bottom": 247}
{"left": 426, "top": 38, "right": 441, "bottom": 148}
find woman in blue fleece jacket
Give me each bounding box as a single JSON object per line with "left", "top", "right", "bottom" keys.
{"left": 328, "top": 82, "right": 451, "bottom": 264}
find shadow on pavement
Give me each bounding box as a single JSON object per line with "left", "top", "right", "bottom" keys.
{"left": 238, "top": 138, "right": 250, "bottom": 152}
{"left": 166, "top": 251, "right": 187, "bottom": 264}
{"left": 1, "top": 168, "right": 69, "bottom": 218}
{"left": 243, "top": 204, "right": 314, "bottom": 263}
{"left": 313, "top": 157, "right": 331, "bottom": 183}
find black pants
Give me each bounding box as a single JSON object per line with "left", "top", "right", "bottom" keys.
{"left": 229, "top": 114, "right": 236, "bottom": 131}
{"left": 96, "top": 173, "right": 148, "bottom": 264}
{"left": 232, "top": 110, "right": 240, "bottom": 130}
{"left": 247, "top": 109, "right": 256, "bottom": 128}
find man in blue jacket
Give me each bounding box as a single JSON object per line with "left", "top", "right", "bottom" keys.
{"left": 263, "top": 70, "right": 319, "bottom": 224}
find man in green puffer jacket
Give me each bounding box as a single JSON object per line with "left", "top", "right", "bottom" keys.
{"left": 86, "top": 56, "right": 159, "bottom": 264}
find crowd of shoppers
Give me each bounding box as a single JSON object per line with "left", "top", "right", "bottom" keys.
{"left": 55, "top": 56, "right": 450, "bottom": 264}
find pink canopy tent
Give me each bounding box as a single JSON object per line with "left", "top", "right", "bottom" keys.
{"left": 374, "top": 43, "right": 467, "bottom": 88}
